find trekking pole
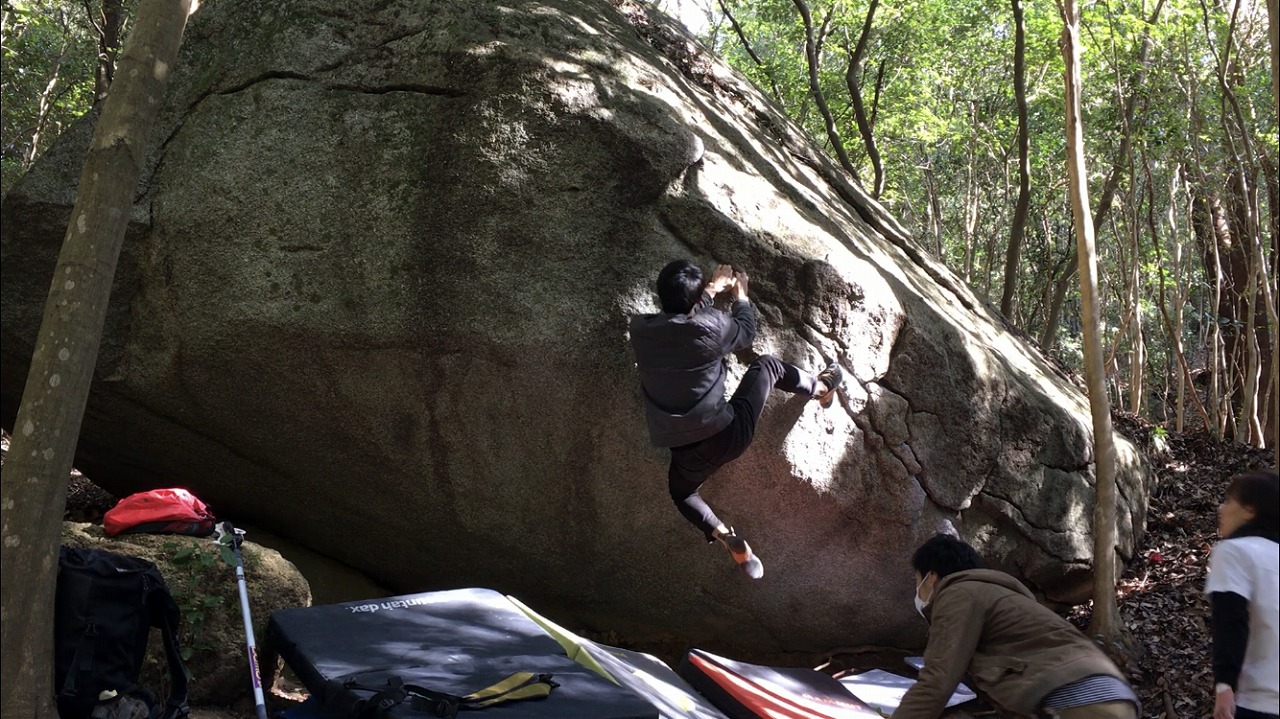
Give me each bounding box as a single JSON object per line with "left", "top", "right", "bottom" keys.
{"left": 221, "top": 521, "right": 269, "bottom": 719}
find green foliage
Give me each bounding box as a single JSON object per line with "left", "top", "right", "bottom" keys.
{"left": 1150, "top": 424, "right": 1170, "bottom": 454}
{"left": 163, "top": 539, "right": 235, "bottom": 665}
{"left": 0, "top": 0, "right": 133, "bottom": 198}
{"left": 695, "top": 0, "right": 1275, "bottom": 422}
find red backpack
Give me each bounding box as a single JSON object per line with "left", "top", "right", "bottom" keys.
{"left": 104, "top": 488, "right": 216, "bottom": 537}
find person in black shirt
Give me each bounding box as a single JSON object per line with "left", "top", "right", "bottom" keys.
{"left": 628, "top": 260, "right": 844, "bottom": 579}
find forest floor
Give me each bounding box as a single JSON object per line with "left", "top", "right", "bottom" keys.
{"left": 1061, "top": 411, "right": 1272, "bottom": 719}
{"left": 18, "top": 409, "right": 1274, "bottom": 719}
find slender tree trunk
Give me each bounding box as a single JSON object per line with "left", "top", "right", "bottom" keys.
{"left": 1199, "top": 0, "right": 1273, "bottom": 446}
{"left": 1058, "top": 0, "right": 1124, "bottom": 653}
{"left": 1001, "top": 0, "right": 1032, "bottom": 319}
{"left": 1242, "top": 217, "right": 1277, "bottom": 448}
{"left": 982, "top": 181, "right": 999, "bottom": 301}
{"left": 1151, "top": 174, "right": 1171, "bottom": 428}
{"left": 1239, "top": 246, "right": 1263, "bottom": 443}
{"left": 1196, "top": 193, "right": 1232, "bottom": 437}
{"left": 92, "top": 0, "right": 126, "bottom": 101}
{"left": 1170, "top": 169, "right": 1189, "bottom": 432}
{"left": 963, "top": 124, "right": 979, "bottom": 283}
{"left": 1126, "top": 153, "right": 1144, "bottom": 416}
{"left": 843, "top": 0, "right": 884, "bottom": 198}
{"left": 1104, "top": 216, "right": 1135, "bottom": 371}
{"left": 1039, "top": 0, "right": 1166, "bottom": 350}
{"left": 0, "top": 3, "right": 193, "bottom": 717}
{"left": 1194, "top": 179, "right": 1256, "bottom": 442}
{"left": 1260, "top": 153, "right": 1280, "bottom": 457}
{"left": 717, "top": 0, "right": 784, "bottom": 105}
{"left": 1036, "top": 216, "right": 1063, "bottom": 327}
{"left": 793, "top": 0, "right": 861, "bottom": 185}
{"left": 1183, "top": 50, "right": 1232, "bottom": 437}
{"left": 1269, "top": 0, "right": 1278, "bottom": 117}
{"left": 921, "top": 154, "right": 945, "bottom": 259}
{"left": 23, "top": 42, "right": 71, "bottom": 166}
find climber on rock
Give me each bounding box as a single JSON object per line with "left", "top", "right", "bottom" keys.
{"left": 627, "top": 259, "right": 845, "bottom": 579}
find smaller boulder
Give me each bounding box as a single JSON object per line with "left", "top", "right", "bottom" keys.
{"left": 62, "top": 522, "right": 312, "bottom": 706}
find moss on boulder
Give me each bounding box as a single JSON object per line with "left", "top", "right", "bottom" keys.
{"left": 62, "top": 522, "right": 311, "bottom": 706}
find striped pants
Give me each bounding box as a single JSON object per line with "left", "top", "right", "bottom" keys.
{"left": 1043, "top": 701, "right": 1137, "bottom": 719}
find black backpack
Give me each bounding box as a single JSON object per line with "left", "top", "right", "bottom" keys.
{"left": 55, "top": 546, "right": 191, "bottom": 719}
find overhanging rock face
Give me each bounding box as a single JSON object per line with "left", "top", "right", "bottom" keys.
{"left": 1, "top": 0, "right": 1150, "bottom": 653}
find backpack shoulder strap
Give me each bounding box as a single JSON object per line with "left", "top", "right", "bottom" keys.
{"left": 333, "top": 677, "right": 430, "bottom": 719}
{"left": 148, "top": 580, "right": 190, "bottom": 719}
{"left": 55, "top": 552, "right": 101, "bottom": 714}
{"left": 57, "top": 620, "right": 101, "bottom": 703}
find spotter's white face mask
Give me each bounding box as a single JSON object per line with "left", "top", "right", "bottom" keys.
{"left": 914, "top": 575, "right": 931, "bottom": 619}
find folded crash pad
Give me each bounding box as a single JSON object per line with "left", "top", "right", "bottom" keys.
{"left": 838, "top": 668, "right": 975, "bottom": 714}
{"left": 506, "top": 596, "right": 729, "bottom": 719}
{"left": 590, "top": 643, "right": 732, "bottom": 719}
{"left": 679, "top": 648, "right": 881, "bottom": 719}
{"left": 266, "top": 588, "right": 657, "bottom": 719}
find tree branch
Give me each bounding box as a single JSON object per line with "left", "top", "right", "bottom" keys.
{"left": 716, "top": 0, "right": 784, "bottom": 104}
{"left": 841, "top": 0, "right": 883, "bottom": 197}
{"left": 791, "top": 0, "right": 862, "bottom": 185}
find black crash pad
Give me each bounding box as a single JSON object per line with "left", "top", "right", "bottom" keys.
{"left": 266, "top": 588, "right": 657, "bottom": 719}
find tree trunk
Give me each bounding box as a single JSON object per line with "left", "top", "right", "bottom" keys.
{"left": 1238, "top": 239, "right": 1262, "bottom": 444}
{"left": 1269, "top": 0, "right": 1278, "bottom": 117}
{"left": 92, "top": 0, "right": 126, "bottom": 101}
{"left": 1125, "top": 151, "right": 1144, "bottom": 416}
{"left": 1169, "top": 169, "right": 1190, "bottom": 432}
{"left": 962, "top": 118, "right": 979, "bottom": 283}
{"left": 1260, "top": 153, "right": 1280, "bottom": 458}
{"left": 1039, "top": 0, "right": 1165, "bottom": 350}
{"left": 1196, "top": 0, "right": 1273, "bottom": 446}
{"left": 1057, "top": 0, "right": 1125, "bottom": 654}
{"left": 1241, "top": 213, "right": 1277, "bottom": 448}
{"left": 717, "top": 0, "right": 785, "bottom": 105}
{"left": 1001, "top": 0, "right": 1031, "bottom": 319}
{"left": 1193, "top": 191, "right": 1234, "bottom": 437}
{"left": 1194, "top": 172, "right": 1268, "bottom": 444}
{"left": 920, "top": 154, "right": 945, "bottom": 260}
{"left": 792, "top": 0, "right": 861, "bottom": 185}
{"left": 1258, "top": 0, "right": 1279, "bottom": 114}
{"left": 22, "top": 42, "right": 71, "bottom": 166}
{"left": 0, "top": 2, "right": 193, "bottom": 717}
{"left": 843, "top": 0, "right": 884, "bottom": 198}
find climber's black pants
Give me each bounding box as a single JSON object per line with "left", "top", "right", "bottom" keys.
{"left": 667, "top": 355, "right": 818, "bottom": 540}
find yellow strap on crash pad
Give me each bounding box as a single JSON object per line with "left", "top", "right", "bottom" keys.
{"left": 505, "top": 595, "right": 614, "bottom": 681}
{"left": 462, "top": 672, "right": 554, "bottom": 708}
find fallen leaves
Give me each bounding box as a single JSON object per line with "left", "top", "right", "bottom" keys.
{"left": 1081, "top": 410, "right": 1273, "bottom": 719}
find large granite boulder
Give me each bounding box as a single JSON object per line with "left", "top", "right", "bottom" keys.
{"left": 1, "top": 0, "right": 1150, "bottom": 653}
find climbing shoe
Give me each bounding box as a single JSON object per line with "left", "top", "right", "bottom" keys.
{"left": 813, "top": 362, "right": 845, "bottom": 408}
{"left": 719, "top": 529, "right": 764, "bottom": 580}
